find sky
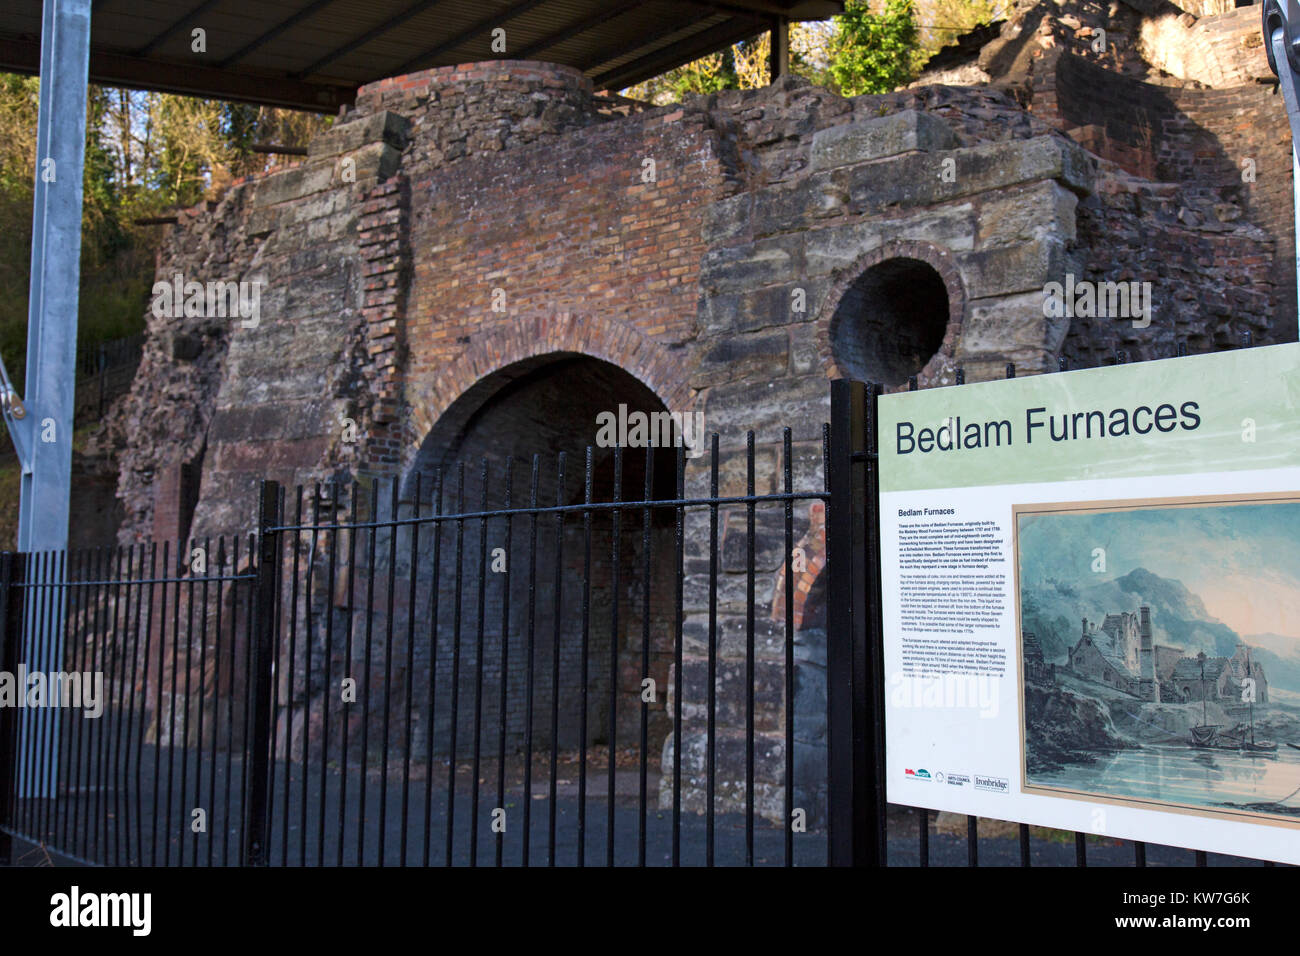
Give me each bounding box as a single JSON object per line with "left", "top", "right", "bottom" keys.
{"left": 1017, "top": 500, "right": 1300, "bottom": 639}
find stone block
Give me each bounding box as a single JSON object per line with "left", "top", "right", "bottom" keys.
{"left": 977, "top": 180, "right": 1078, "bottom": 249}
{"left": 691, "top": 328, "right": 790, "bottom": 387}
{"left": 751, "top": 169, "right": 850, "bottom": 236}
{"left": 307, "top": 110, "right": 409, "bottom": 159}
{"left": 702, "top": 192, "right": 753, "bottom": 244}
{"left": 699, "top": 235, "right": 804, "bottom": 295}
{"left": 843, "top": 136, "right": 1095, "bottom": 217}
{"left": 810, "top": 110, "right": 959, "bottom": 171}
{"left": 956, "top": 291, "right": 1068, "bottom": 356}
{"left": 955, "top": 238, "right": 1067, "bottom": 299}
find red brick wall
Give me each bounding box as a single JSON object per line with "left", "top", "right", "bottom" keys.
{"left": 399, "top": 105, "right": 728, "bottom": 458}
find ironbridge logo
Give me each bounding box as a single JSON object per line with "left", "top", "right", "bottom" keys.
{"left": 150, "top": 272, "right": 264, "bottom": 327}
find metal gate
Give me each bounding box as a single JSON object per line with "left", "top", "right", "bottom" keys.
{"left": 0, "top": 372, "right": 1271, "bottom": 866}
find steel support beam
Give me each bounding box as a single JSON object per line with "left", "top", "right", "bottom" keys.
{"left": 19, "top": 0, "right": 91, "bottom": 556}
{"left": 10, "top": 0, "right": 92, "bottom": 805}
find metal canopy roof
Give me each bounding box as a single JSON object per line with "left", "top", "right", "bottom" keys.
{"left": 0, "top": 0, "right": 844, "bottom": 111}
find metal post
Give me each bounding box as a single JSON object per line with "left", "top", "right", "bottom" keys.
{"left": 0, "top": 553, "right": 25, "bottom": 865}
{"left": 15, "top": 0, "right": 92, "bottom": 553}
{"left": 1265, "top": 0, "right": 1300, "bottom": 323}
{"left": 243, "top": 480, "right": 281, "bottom": 866}
{"left": 4, "top": 0, "right": 93, "bottom": 811}
{"left": 769, "top": 15, "right": 790, "bottom": 82}
{"left": 826, "top": 380, "right": 882, "bottom": 866}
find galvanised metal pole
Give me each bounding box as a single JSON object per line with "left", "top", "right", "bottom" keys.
{"left": 14, "top": 0, "right": 93, "bottom": 804}
{"left": 18, "top": 0, "right": 91, "bottom": 552}
{"left": 1265, "top": 0, "right": 1300, "bottom": 326}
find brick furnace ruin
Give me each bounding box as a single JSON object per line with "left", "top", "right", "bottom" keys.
{"left": 92, "top": 0, "right": 1294, "bottom": 826}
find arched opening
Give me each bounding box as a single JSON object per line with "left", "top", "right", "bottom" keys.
{"left": 829, "top": 256, "right": 950, "bottom": 387}
{"left": 399, "top": 353, "right": 680, "bottom": 766}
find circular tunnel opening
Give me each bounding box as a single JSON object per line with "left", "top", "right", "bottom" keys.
{"left": 829, "top": 256, "right": 951, "bottom": 387}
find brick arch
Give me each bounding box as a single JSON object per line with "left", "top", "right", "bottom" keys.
{"left": 402, "top": 312, "right": 694, "bottom": 474}
{"left": 815, "top": 239, "right": 966, "bottom": 389}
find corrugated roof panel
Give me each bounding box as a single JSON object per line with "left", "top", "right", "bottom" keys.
{"left": 0, "top": 0, "right": 843, "bottom": 109}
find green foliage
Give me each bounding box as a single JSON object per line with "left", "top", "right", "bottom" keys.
{"left": 0, "top": 75, "right": 330, "bottom": 396}
{"left": 829, "top": 0, "right": 923, "bottom": 97}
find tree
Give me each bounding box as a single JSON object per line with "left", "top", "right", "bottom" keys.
{"left": 828, "top": 0, "right": 923, "bottom": 97}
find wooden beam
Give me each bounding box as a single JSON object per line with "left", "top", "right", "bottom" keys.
{"left": 0, "top": 34, "right": 352, "bottom": 112}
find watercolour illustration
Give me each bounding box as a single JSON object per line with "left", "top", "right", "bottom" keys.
{"left": 1015, "top": 494, "right": 1300, "bottom": 825}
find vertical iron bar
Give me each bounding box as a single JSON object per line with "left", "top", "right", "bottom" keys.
{"left": 401, "top": 475, "right": 421, "bottom": 867}
{"left": 1019, "top": 823, "right": 1031, "bottom": 867}
{"left": 825, "top": 379, "right": 876, "bottom": 867}
{"left": 637, "top": 446, "right": 651, "bottom": 868}
{"left": 320, "top": 487, "right": 339, "bottom": 866}
{"left": 523, "top": 457, "right": 539, "bottom": 867}
{"left": 206, "top": 540, "right": 223, "bottom": 867}
{"left": 237, "top": 533, "right": 256, "bottom": 865}
{"left": 222, "top": 536, "right": 240, "bottom": 866}
{"left": 358, "top": 479, "right": 379, "bottom": 866}
{"left": 672, "top": 444, "right": 685, "bottom": 868}
{"left": 707, "top": 434, "right": 719, "bottom": 866}
{"left": 607, "top": 447, "right": 622, "bottom": 868}
{"left": 338, "top": 484, "right": 358, "bottom": 867}
{"left": 180, "top": 539, "right": 196, "bottom": 866}
{"left": 302, "top": 497, "right": 315, "bottom": 868}
{"left": 746, "top": 431, "right": 756, "bottom": 867}
{"left": 63, "top": 547, "right": 88, "bottom": 854}
{"left": 919, "top": 808, "right": 929, "bottom": 867}
{"left": 151, "top": 542, "right": 168, "bottom": 866}
{"left": 472, "top": 461, "right": 490, "bottom": 867}
{"left": 496, "top": 461, "right": 514, "bottom": 869}
{"left": 783, "top": 429, "right": 795, "bottom": 868}
{"left": 577, "top": 450, "right": 591, "bottom": 868}
{"left": 194, "top": 538, "right": 210, "bottom": 867}
{"left": 378, "top": 478, "right": 399, "bottom": 867}
{"left": 283, "top": 488, "right": 303, "bottom": 866}
{"left": 421, "top": 471, "right": 442, "bottom": 868}
{"left": 244, "top": 480, "right": 281, "bottom": 866}
{"left": 445, "top": 465, "right": 466, "bottom": 866}
{"left": 549, "top": 453, "right": 565, "bottom": 866}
